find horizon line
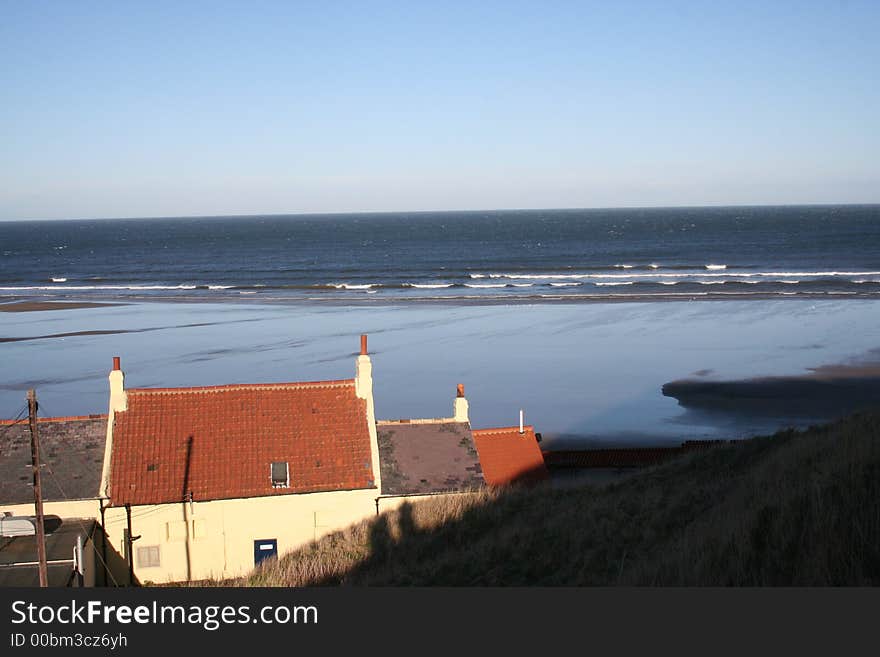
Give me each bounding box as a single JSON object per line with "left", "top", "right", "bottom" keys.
{"left": 2, "top": 201, "right": 879, "bottom": 223}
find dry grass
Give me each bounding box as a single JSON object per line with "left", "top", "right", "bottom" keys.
{"left": 211, "top": 411, "right": 880, "bottom": 586}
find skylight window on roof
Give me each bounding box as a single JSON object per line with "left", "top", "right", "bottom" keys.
{"left": 271, "top": 461, "right": 289, "bottom": 488}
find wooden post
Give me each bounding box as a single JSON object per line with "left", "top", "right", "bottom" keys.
{"left": 27, "top": 389, "right": 49, "bottom": 587}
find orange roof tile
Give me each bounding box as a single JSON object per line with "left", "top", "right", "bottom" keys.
{"left": 472, "top": 425, "right": 549, "bottom": 486}
{"left": 0, "top": 414, "right": 106, "bottom": 426}
{"left": 108, "top": 379, "right": 375, "bottom": 506}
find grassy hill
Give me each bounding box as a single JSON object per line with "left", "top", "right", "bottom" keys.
{"left": 218, "top": 412, "right": 880, "bottom": 586}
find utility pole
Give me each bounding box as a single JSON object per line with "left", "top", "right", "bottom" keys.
{"left": 27, "top": 389, "right": 49, "bottom": 587}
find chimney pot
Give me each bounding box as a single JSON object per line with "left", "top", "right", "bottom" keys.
{"left": 456, "top": 383, "right": 465, "bottom": 398}
{"left": 112, "top": 356, "right": 121, "bottom": 371}
{"left": 360, "top": 334, "right": 368, "bottom": 356}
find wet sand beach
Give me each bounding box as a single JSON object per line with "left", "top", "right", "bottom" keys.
{"left": 0, "top": 300, "right": 120, "bottom": 312}
{"left": 1, "top": 297, "right": 879, "bottom": 448}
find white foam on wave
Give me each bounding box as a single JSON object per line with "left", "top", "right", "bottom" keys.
{"left": 404, "top": 283, "right": 454, "bottom": 289}
{"left": 331, "top": 283, "right": 374, "bottom": 290}
{"left": 511, "top": 283, "right": 533, "bottom": 287}
{"left": 549, "top": 282, "right": 583, "bottom": 287}
{"left": 0, "top": 284, "right": 199, "bottom": 291}
{"left": 706, "top": 264, "right": 727, "bottom": 270}
{"left": 465, "top": 283, "right": 508, "bottom": 288}
{"left": 534, "top": 291, "right": 713, "bottom": 299}
{"left": 470, "top": 270, "right": 880, "bottom": 281}
{"left": 50, "top": 277, "right": 67, "bottom": 283}
{"left": 613, "top": 264, "right": 634, "bottom": 269}
{"left": 595, "top": 281, "right": 634, "bottom": 286}
{"left": 208, "top": 285, "right": 233, "bottom": 290}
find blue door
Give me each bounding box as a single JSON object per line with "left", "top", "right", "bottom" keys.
{"left": 253, "top": 539, "right": 278, "bottom": 566}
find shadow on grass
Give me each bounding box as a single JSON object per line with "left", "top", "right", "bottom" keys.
{"left": 238, "top": 411, "right": 880, "bottom": 586}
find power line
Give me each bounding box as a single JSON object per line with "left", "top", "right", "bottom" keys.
{"left": 0, "top": 404, "right": 29, "bottom": 441}
{"left": 40, "top": 458, "right": 120, "bottom": 587}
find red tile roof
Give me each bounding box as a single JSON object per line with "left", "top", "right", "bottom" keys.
{"left": 472, "top": 426, "right": 549, "bottom": 486}
{"left": 108, "top": 380, "right": 375, "bottom": 506}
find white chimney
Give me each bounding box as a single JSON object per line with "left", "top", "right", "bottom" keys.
{"left": 101, "top": 355, "right": 127, "bottom": 499}
{"left": 519, "top": 409, "right": 524, "bottom": 434}
{"left": 354, "top": 334, "right": 383, "bottom": 493}
{"left": 355, "top": 334, "right": 372, "bottom": 400}
{"left": 453, "top": 383, "right": 469, "bottom": 423}
{"left": 109, "top": 356, "right": 127, "bottom": 413}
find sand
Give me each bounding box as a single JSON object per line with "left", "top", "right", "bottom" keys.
{"left": 662, "top": 357, "right": 880, "bottom": 420}
{"left": 0, "top": 301, "right": 120, "bottom": 313}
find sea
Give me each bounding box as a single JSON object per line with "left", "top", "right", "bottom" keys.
{"left": 2, "top": 205, "right": 880, "bottom": 447}
{"left": 2, "top": 205, "right": 880, "bottom": 303}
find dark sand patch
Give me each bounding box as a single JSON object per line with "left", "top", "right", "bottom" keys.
{"left": 0, "top": 318, "right": 268, "bottom": 343}
{"left": 0, "top": 301, "right": 121, "bottom": 312}
{"left": 663, "top": 358, "right": 880, "bottom": 419}
{"left": 0, "top": 330, "right": 131, "bottom": 343}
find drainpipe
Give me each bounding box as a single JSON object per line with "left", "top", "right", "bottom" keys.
{"left": 125, "top": 504, "right": 134, "bottom": 586}
{"left": 99, "top": 501, "right": 109, "bottom": 586}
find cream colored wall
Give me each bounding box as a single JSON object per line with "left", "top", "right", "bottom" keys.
{"left": 375, "top": 491, "right": 474, "bottom": 514}
{"left": 101, "top": 487, "right": 379, "bottom": 584}
{"left": 3, "top": 491, "right": 482, "bottom": 585}
{"left": 0, "top": 499, "right": 102, "bottom": 520}
{"left": 82, "top": 535, "right": 96, "bottom": 587}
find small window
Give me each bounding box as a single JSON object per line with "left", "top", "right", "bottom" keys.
{"left": 271, "top": 461, "right": 289, "bottom": 488}
{"left": 165, "top": 521, "right": 187, "bottom": 542}
{"left": 136, "top": 545, "right": 160, "bottom": 568}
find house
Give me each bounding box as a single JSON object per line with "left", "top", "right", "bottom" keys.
{"left": 97, "top": 338, "right": 382, "bottom": 584}
{"left": 1, "top": 335, "right": 548, "bottom": 585}
{"left": 376, "top": 384, "right": 547, "bottom": 511}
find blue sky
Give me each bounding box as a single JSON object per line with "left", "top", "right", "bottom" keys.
{"left": 1, "top": 0, "right": 878, "bottom": 219}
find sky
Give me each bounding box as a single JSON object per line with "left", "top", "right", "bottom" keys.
{"left": 1, "top": 0, "right": 878, "bottom": 220}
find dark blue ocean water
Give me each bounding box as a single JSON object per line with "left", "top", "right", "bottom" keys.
{"left": 2, "top": 205, "right": 880, "bottom": 303}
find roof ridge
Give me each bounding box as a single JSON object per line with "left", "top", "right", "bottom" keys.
{"left": 0, "top": 414, "right": 107, "bottom": 425}
{"left": 473, "top": 425, "right": 535, "bottom": 435}
{"left": 127, "top": 379, "right": 355, "bottom": 395}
